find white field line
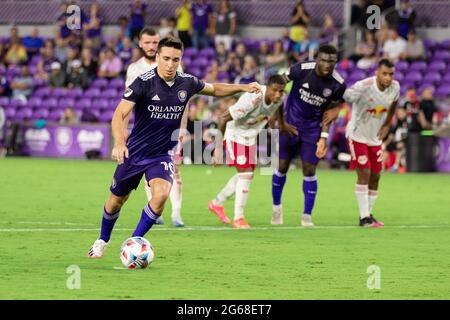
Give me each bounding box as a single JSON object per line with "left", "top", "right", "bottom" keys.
{"left": 0, "top": 224, "right": 449, "bottom": 232}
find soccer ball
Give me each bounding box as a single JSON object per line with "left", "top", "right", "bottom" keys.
{"left": 120, "top": 236, "right": 154, "bottom": 269}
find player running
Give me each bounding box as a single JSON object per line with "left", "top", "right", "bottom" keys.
{"left": 126, "top": 27, "right": 185, "bottom": 227}
{"left": 344, "top": 59, "right": 399, "bottom": 228}
{"left": 88, "top": 37, "right": 261, "bottom": 258}
{"left": 208, "top": 75, "right": 298, "bottom": 228}
{"left": 271, "top": 44, "right": 346, "bottom": 227}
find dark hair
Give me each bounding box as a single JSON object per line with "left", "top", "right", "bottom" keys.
{"left": 318, "top": 44, "right": 337, "bottom": 55}
{"left": 157, "top": 36, "right": 184, "bottom": 53}
{"left": 378, "top": 58, "right": 394, "bottom": 69}
{"left": 139, "top": 27, "right": 158, "bottom": 39}
{"left": 268, "top": 74, "right": 287, "bottom": 86}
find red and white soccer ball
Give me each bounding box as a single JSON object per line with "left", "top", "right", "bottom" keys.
{"left": 120, "top": 236, "right": 155, "bottom": 269}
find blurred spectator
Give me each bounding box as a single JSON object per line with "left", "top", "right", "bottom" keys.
{"left": 224, "top": 52, "right": 242, "bottom": 80}
{"left": 191, "top": 0, "right": 213, "bottom": 49}
{"left": 213, "top": 0, "right": 237, "bottom": 51}
{"left": 49, "top": 61, "right": 67, "bottom": 88}
{"left": 386, "top": 0, "right": 416, "bottom": 39}
{"left": 350, "top": 0, "right": 368, "bottom": 30}
{"left": 418, "top": 88, "right": 438, "bottom": 130}
{"left": 215, "top": 42, "right": 228, "bottom": 65}
{"left": 266, "top": 40, "right": 287, "bottom": 65}
{"left": 8, "top": 26, "right": 21, "bottom": 46}
{"left": 22, "top": 28, "right": 44, "bottom": 58}
{"left": 403, "top": 31, "right": 425, "bottom": 62}
{"left": 159, "top": 18, "right": 176, "bottom": 38}
{"left": 118, "top": 16, "right": 132, "bottom": 40}
{"left": 63, "top": 46, "right": 79, "bottom": 74}
{"left": 117, "top": 37, "right": 134, "bottom": 68}
{"left": 235, "top": 42, "right": 247, "bottom": 67}
{"left": 66, "top": 59, "right": 89, "bottom": 89}
{"left": 235, "top": 55, "right": 257, "bottom": 84}
{"left": 382, "top": 29, "right": 406, "bottom": 63}
{"left": 83, "top": 2, "right": 103, "bottom": 49}
{"left": 290, "top": 1, "right": 310, "bottom": 43}
{"left": 256, "top": 41, "right": 270, "bottom": 66}
{"left": 356, "top": 31, "right": 378, "bottom": 69}
{"left": 176, "top": 0, "right": 192, "bottom": 48}
{"left": 54, "top": 37, "right": 69, "bottom": 64}
{"left": 204, "top": 61, "right": 219, "bottom": 83}
{"left": 131, "top": 47, "right": 142, "bottom": 63}
{"left": 81, "top": 48, "right": 99, "bottom": 81}
{"left": 129, "top": 0, "right": 147, "bottom": 41}
{"left": 403, "top": 87, "right": 421, "bottom": 133}
{"left": 10, "top": 65, "right": 33, "bottom": 102}
{"left": 320, "top": 14, "right": 338, "bottom": 40}
{"left": 384, "top": 107, "right": 408, "bottom": 172}
{"left": 60, "top": 107, "right": 79, "bottom": 125}
{"left": 5, "top": 37, "right": 28, "bottom": 65}
{"left": 98, "top": 48, "right": 123, "bottom": 79}
{"left": 36, "top": 40, "right": 57, "bottom": 80}
{"left": 292, "top": 29, "right": 319, "bottom": 62}
{"left": 0, "top": 75, "right": 10, "bottom": 98}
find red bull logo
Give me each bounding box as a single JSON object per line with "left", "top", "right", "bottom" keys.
{"left": 367, "top": 105, "right": 387, "bottom": 118}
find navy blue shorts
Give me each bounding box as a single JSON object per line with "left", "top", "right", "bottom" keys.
{"left": 278, "top": 131, "right": 320, "bottom": 165}
{"left": 110, "top": 155, "right": 174, "bottom": 197}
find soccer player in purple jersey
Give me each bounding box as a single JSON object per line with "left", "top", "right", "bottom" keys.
{"left": 271, "top": 45, "right": 346, "bottom": 227}
{"left": 88, "top": 37, "right": 260, "bottom": 258}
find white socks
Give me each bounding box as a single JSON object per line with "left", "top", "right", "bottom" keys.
{"left": 368, "top": 190, "right": 378, "bottom": 214}
{"left": 214, "top": 174, "right": 238, "bottom": 205}
{"left": 170, "top": 173, "right": 182, "bottom": 220}
{"left": 234, "top": 172, "right": 253, "bottom": 221}
{"left": 355, "top": 184, "right": 370, "bottom": 219}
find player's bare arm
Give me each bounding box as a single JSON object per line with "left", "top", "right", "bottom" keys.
{"left": 322, "top": 100, "right": 342, "bottom": 126}
{"left": 213, "top": 110, "right": 233, "bottom": 166}
{"left": 111, "top": 99, "right": 134, "bottom": 165}
{"left": 270, "top": 104, "right": 298, "bottom": 136}
{"left": 316, "top": 106, "right": 337, "bottom": 159}
{"left": 200, "top": 82, "right": 261, "bottom": 97}
{"left": 377, "top": 100, "right": 398, "bottom": 140}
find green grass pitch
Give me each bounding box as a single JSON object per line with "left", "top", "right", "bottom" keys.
{"left": 0, "top": 157, "right": 449, "bottom": 299}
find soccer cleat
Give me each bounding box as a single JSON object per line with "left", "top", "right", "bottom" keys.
{"left": 87, "top": 239, "right": 108, "bottom": 258}
{"left": 155, "top": 215, "right": 164, "bottom": 225}
{"left": 271, "top": 205, "right": 283, "bottom": 225}
{"left": 232, "top": 217, "right": 251, "bottom": 229}
{"left": 208, "top": 201, "right": 231, "bottom": 224}
{"left": 301, "top": 214, "right": 314, "bottom": 227}
{"left": 171, "top": 217, "right": 185, "bottom": 227}
{"left": 359, "top": 216, "right": 382, "bottom": 228}
{"left": 370, "top": 214, "right": 384, "bottom": 227}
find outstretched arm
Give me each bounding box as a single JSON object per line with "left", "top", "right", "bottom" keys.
{"left": 377, "top": 100, "right": 398, "bottom": 141}
{"left": 200, "top": 82, "right": 261, "bottom": 97}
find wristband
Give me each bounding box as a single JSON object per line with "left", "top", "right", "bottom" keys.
{"left": 320, "top": 132, "right": 329, "bottom": 139}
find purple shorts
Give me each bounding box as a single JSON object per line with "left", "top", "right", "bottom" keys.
{"left": 110, "top": 155, "right": 174, "bottom": 197}
{"left": 278, "top": 131, "right": 320, "bottom": 164}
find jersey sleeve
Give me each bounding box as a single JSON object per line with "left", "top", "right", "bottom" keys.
{"left": 228, "top": 92, "right": 261, "bottom": 120}
{"left": 284, "top": 62, "right": 303, "bottom": 81}
{"left": 331, "top": 82, "right": 347, "bottom": 103}
{"left": 343, "top": 80, "right": 365, "bottom": 103}
{"left": 191, "top": 75, "right": 205, "bottom": 95}
{"left": 122, "top": 77, "right": 143, "bottom": 104}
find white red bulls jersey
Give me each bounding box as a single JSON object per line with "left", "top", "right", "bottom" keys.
{"left": 126, "top": 57, "right": 183, "bottom": 88}
{"left": 225, "top": 85, "right": 283, "bottom": 146}
{"left": 344, "top": 76, "right": 400, "bottom": 146}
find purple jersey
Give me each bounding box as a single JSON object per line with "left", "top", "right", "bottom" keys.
{"left": 123, "top": 69, "right": 205, "bottom": 164}
{"left": 285, "top": 62, "right": 346, "bottom": 135}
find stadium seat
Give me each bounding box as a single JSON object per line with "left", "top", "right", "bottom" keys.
{"left": 99, "top": 110, "right": 114, "bottom": 123}
{"left": 395, "top": 60, "right": 409, "bottom": 72}
{"left": 0, "top": 97, "right": 10, "bottom": 108}
{"left": 31, "top": 108, "right": 49, "bottom": 120}
{"left": 42, "top": 97, "right": 58, "bottom": 110}
{"left": 394, "top": 72, "right": 404, "bottom": 82}
{"left": 417, "top": 83, "right": 436, "bottom": 95}
{"left": 409, "top": 61, "right": 427, "bottom": 72}
{"left": 428, "top": 61, "right": 447, "bottom": 73}
{"left": 92, "top": 98, "right": 109, "bottom": 111}
{"left": 84, "top": 88, "right": 101, "bottom": 98}
{"left": 28, "top": 97, "right": 43, "bottom": 109}
{"left": 348, "top": 69, "right": 366, "bottom": 82}
{"left": 423, "top": 72, "right": 442, "bottom": 84}
{"left": 52, "top": 87, "right": 68, "bottom": 98}
{"left": 435, "top": 85, "right": 450, "bottom": 98}
{"left": 404, "top": 71, "right": 423, "bottom": 85}
{"left": 59, "top": 98, "right": 76, "bottom": 109}
{"left": 433, "top": 50, "right": 450, "bottom": 61}
{"left": 67, "top": 87, "right": 83, "bottom": 99}
{"left": 14, "top": 107, "right": 33, "bottom": 121}
{"left": 103, "top": 88, "right": 118, "bottom": 99}
{"left": 183, "top": 47, "right": 198, "bottom": 59}
{"left": 91, "top": 78, "right": 108, "bottom": 89}
{"left": 76, "top": 98, "right": 92, "bottom": 110}
{"left": 4, "top": 107, "right": 16, "bottom": 119}
{"left": 109, "top": 78, "right": 125, "bottom": 89}
{"left": 33, "top": 87, "right": 51, "bottom": 98}
{"left": 9, "top": 98, "right": 27, "bottom": 109}
{"left": 47, "top": 108, "right": 65, "bottom": 122}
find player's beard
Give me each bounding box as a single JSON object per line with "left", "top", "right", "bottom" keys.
{"left": 140, "top": 47, "right": 156, "bottom": 62}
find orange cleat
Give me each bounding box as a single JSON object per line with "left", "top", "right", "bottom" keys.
{"left": 232, "top": 217, "right": 251, "bottom": 229}
{"left": 208, "top": 201, "right": 231, "bottom": 224}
